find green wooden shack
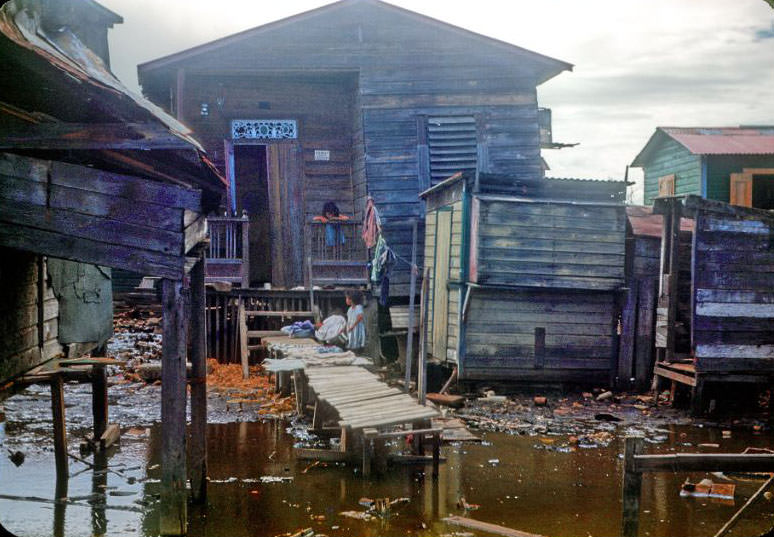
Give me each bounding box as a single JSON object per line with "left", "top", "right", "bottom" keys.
{"left": 420, "top": 172, "right": 627, "bottom": 384}
{"left": 632, "top": 126, "right": 774, "bottom": 207}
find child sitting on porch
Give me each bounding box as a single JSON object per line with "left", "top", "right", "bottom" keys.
{"left": 340, "top": 290, "right": 366, "bottom": 352}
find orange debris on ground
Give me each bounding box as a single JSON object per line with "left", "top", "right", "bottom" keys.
{"left": 206, "top": 359, "right": 296, "bottom": 414}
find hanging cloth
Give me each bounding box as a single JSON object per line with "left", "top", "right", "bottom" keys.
{"left": 361, "top": 196, "right": 381, "bottom": 249}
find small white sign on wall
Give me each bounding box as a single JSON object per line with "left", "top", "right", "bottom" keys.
{"left": 314, "top": 150, "right": 331, "bottom": 161}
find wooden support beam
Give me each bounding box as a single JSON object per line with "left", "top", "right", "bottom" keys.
{"left": 418, "top": 268, "right": 431, "bottom": 405}
{"left": 91, "top": 361, "right": 108, "bottom": 441}
{"left": 0, "top": 122, "right": 194, "bottom": 151}
{"left": 621, "top": 436, "right": 644, "bottom": 537}
{"left": 50, "top": 375, "right": 68, "bottom": 479}
{"left": 633, "top": 452, "right": 774, "bottom": 473}
{"left": 160, "top": 279, "right": 187, "bottom": 536}
{"left": 405, "top": 219, "right": 418, "bottom": 390}
{"left": 189, "top": 252, "right": 208, "bottom": 503}
{"left": 239, "top": 298, "right": 249, "bottom": 379}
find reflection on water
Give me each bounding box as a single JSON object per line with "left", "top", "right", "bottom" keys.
{"left": 2, "top": 417, "right": 774, "bottom": 536}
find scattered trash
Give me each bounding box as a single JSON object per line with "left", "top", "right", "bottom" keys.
{"left": 533, "top": 396, "right": 547, "bottom": 407}
{"left": 260, "top": 476, "right": 294, "bottom": 484}
{"left": 722, "top": 430, "right": 733, "bottom": 439}
{"left": 456, "top": 496, "right": 480, "bottom": 511}
{"left": 488, "top": 458, "right": 500, "bottom": 465}
{"left": 594, "top": 413, "right": 622, "bottom": 422}
{"left": 596, "top": 391, "right": 613, "bottom": 402}
{"left": 339, "top": 510, "right": 374, "bottom": 521}
{"left": 698, "top": 443, "right": 720, "bottom": 449}
{"left": 358, "top": 498, "right": 374, "bottom": 508}
{"left": 477, "top": 395, "right": 508, "bottom": 404}
{"left": 7, "top": 450, "right": 24, "bottom": 467}
{"left": 680, "top": 478, "right": 735, "bottom": 500}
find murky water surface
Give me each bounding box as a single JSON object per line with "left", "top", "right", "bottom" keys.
{"left": 2, "top": 387, "right": 773, "bottom": 537}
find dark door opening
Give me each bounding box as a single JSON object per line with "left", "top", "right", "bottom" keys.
{"left": 753, "top": 174, "right": 774, "bottom": 209}
{"left": 234, "top": 144, "right": 270, "bottom": 286}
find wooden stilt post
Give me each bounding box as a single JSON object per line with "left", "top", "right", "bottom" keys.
{"left": 160, "top": 278, "right": 188, "bottom": 536}
{"left": 238, "top": 296, "right": 249, "bottom": 379}
{"left": 418, "top": 268, "right": 430, "bottom": 405}
{"left": 189, "top": 251, "right": 208, "bottom": 503}
{"left": 622, "top": 436, "right": 644, "bottom": 537}
{"left": 51, "top": 375, "right": 67, "bottom": 478}
{"left": 91, "top": 358, "right": 108, "bottom": 442}
{"left": 432, "top": 431, "right": 440, "bottom": 479}
{"left": 405, "top": 219, "right": 418, "bottom": 391}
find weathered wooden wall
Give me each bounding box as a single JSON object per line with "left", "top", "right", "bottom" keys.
{"left": 0, "top": 249, "right": 62, "bottom": 381}
{"left": 139, "top": 1, "right": 568, "bottom": 295}
{"left": 642, "top": 137, "right": 700, "bottom": 205}
{"left": 424, "top": 192, "right": 464, "bottom": 363}
{"left": 692, "top": 203, "right": 774, "bottom": 373}
{"left": 705, "top": 155, "right": 774, "bottom": 202}
{"left": 183, "top": 73, "right": 357, "bottom": 223}
{"left": 0, "top": 152, "right": 204, "bottom": 279}
{"left": 463, "top": 288, "right": 616, "bottom": 382}
{"left": 470, "top": 197, "right": 626, "bottom": 290}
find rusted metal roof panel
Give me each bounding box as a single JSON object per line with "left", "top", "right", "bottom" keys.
{"left": 665, "top": 128, "right": 774, "bottom": 155}
{"left": 626, "top": 205, "right": 694, "bottom": 238}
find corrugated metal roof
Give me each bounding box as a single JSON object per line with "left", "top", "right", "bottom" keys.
{"left": 664, "top": 127, "right": 774, "bottom": 155}
{"left": 544, "top": 176, "right": 628, "bottom": 183}
{"left": 633, "top": 126, "right": 774, "bottom": 166}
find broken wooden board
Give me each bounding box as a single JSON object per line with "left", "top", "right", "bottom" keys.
{"left": 443, "top": 515, "right": 545, "bottom": 537}
{"left": 99, "top": 423, "right": 120, "bottom": 450}
{"left": 294, "top": 447, "right": 348, "bottom": 462}
{"left": 426, "top": 392, "right": 465, "bottom": 408}
{"left": 433, "top": 416, "right": 481, "bottom": 443}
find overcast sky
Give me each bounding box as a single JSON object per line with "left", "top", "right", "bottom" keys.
{"left": 100, "top": 0, "right": 774, "bottom": 203}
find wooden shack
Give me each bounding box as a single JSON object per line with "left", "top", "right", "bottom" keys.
{"left": 0, "top": 0, "right": 225, "bottom": 533}
{"left": 632, "top": 126, "right": 774, "bottom": 207}
{"left": 616, "top": 207, "right": 694, "bottom": 390}
{"left": 652, "top": 195, "right": 774, "bottom": 415}
{"left": 420, "top": 172, "right": 627, "bottom": 384}
{"left": 136, "top": 0, "right": 573, "bottom": 294}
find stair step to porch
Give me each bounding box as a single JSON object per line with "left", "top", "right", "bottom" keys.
{"left": 245, "top": 310, "right": 313, "bottom": 318}
{"left": 246, "top": 330, "right": 286, "bottom": 338}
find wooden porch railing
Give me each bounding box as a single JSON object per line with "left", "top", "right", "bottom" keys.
{"left": 206, "top": 212, "right": 249, "bottom": 287}
{"left": 306, "top": 220, "right": 368, "bottom": 286}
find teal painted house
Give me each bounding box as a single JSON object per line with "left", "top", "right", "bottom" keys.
{"left": 632, "top": 127, "right": 774, "bottom": 208}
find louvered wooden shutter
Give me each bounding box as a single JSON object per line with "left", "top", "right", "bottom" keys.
{"left": 657, "top": 174, "right": 675, "bottom": 197}
{"left": 427, "top": 116, "right": 477, "bottom": 185}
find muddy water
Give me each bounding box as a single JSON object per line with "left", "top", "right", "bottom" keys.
{"left": 2, "top": 396, "right": 774, "bottom": 537}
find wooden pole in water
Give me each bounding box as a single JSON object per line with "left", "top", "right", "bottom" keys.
{"left": 91, "top": 345, "right": 108, "bottom": 442}
{"left": 189, "top": 251, "right": 208, "bottom": 503}
{"left": 50, "top": 375, "right": 67, "bottom": 478}
{"left": 405, "top": 219, "right": 418, "bottom": 391}
{"left": 621, "top": 436, "right": 644, "bottom": 537}
{"left": 160, "top": 278, "right": 187, "bottom": 536}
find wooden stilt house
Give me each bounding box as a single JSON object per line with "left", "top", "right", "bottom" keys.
{"left": 136, "top": 0, "right": 573, "bottom": 295}
{"left": 420, "top": 172, "right": 627, "bottom": 384}
{"left": 0, "top": 0, "right": 225, "bottom": 533}
{"left": 652, "top": 195, "right": 774, "bottom": 415}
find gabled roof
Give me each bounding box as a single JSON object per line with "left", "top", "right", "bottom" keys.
{"left": 138, "top": 0, "right": 572, "bottom": 85}
{"left": 632, "top": 126, "right": 774, "bottom": 167}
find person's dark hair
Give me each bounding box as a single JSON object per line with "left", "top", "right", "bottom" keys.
{"left": 323, "top": 201, "right": 340, "bottom": 218}
{"left": 346, "top": 290, "right": 363, "bottom": 306}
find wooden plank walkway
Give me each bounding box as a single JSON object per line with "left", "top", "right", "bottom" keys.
{"left": 305, "top": 366, "right": 438, "bottom": 429}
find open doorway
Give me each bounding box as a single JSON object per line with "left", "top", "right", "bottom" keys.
{"left": 234, "top": 144, "right": 270, "bottom": 286}
{"left": 752, "top": 173, "right": 774, "bottom": 209}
